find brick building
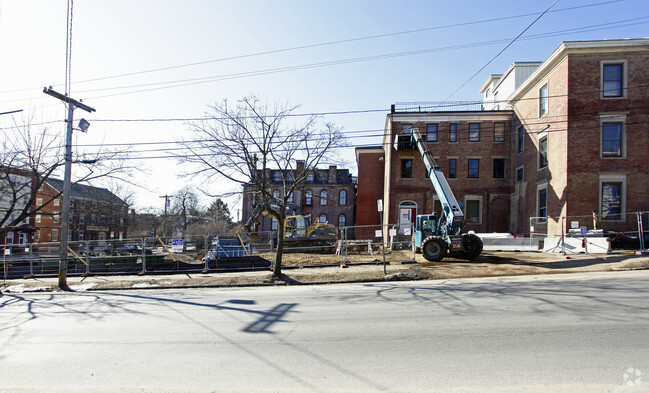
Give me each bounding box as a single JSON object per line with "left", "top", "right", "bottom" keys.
{"left": 34, "top": 179, "right": 129, "bottom": 243}
{"left": 356, "top": 38, "right": 649, "bottom": 238}
{"left": 242, "top": 160, "right": 356, "bottom": 235}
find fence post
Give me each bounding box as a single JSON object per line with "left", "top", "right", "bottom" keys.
{"left": 412, "top": 223, "right": 416, "bottom": 261}
{"left": 638, "top": 211, "right": 646, "bottom": 253}
{"left": 84, "top": 241, "right": 90, "bottom": 276}
{"left": 561, "top": 216, "right": 566, "bottom": 256}
{"left": 140, "top": 238, "right": 147, "bottom": 275}
{"left": 27, "top": 242, "right": 34, "bottom": 277}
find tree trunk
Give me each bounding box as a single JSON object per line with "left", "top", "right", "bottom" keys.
{"left": 273, "top": 218, "right": 284, "bottom": 278}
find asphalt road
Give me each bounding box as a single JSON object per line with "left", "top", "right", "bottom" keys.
{"left": 1, "top": 271, "right": 648, "bottom": 392}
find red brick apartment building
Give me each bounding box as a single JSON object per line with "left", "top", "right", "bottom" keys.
{"left": 356, "top": 38, "right": 649, "bottom": 239}
{"left": 34, "top": 179, "right": 128, "bottom": 243}
{"left": 242, "top": 160, "right": 356, "bottom": 234}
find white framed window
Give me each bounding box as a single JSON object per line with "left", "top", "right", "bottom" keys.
{"left": 464, "top": 195, "right": 482, "bottom": 224}
{"left": 601, "top": 60, "right": 627, "bottom": 98}
{"left": 494, "top": 123, "right": 505, "bottom": 142}
{"left": 539, "top": 82, "right": 549, "bottom": 117}
{"left": 7, "top": 232, "right": 14, "bottom": 245}
{"left": 338, "top": 214, "right": 346, "bottom": 227}
{"left": 36, "top": 198, "right": 43, "bottom": 206}
{"left": 600, "top": 113, "right": 626, "bottom": 158}
{"left": 537, "top": 182, "right": 548, "bottom": 220}
{"left": 51, "top": 228, "right": 59, "bottom": 242}
{"left": 305, "top": 190, "right": 313, "bottom": 206}
{"left": 426, "top": 124, "right": 438, "bottom": 142}
{"left": 538, "top": 135, "right": 548, "bottom": 169}
{"left": 54, "top": 198, "right": 60, "bottom": 207}
{"left": 599, "top": 174, "right": 626, "bottom": 221}
{"left": 319, "top": 214, "right": 327, "bottom": 223}
{"left": 79, "top": 214, "right": 85, "bottom": 225}
{"left": 78, "top": 231, "right": 84, "bottom": 241}
{"left": 271, "top": 218, "right": 278, "bottom": 231}
{"left": 53, "top": 213, "right": 60, "bottom": 224}
{"left": 36, "top": 214, "right": 42, "bottom": 223}
{"left": 320, "top": 190, "right": 328, "bottom": 205}
{"left": 469, "top": 123, "right": 480, "bottom": 142}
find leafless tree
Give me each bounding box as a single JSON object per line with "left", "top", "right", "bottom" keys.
{"left": 0, "top": 116, "right": 136, "bottom": 240}
{"left": 181, "top": 95, "right": 346, "bottom": 278}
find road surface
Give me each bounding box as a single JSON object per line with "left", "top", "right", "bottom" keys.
{"left": 1, "top": 271, "right": 648, "bottom": 392}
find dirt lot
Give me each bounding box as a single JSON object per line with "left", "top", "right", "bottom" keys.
{"left": 3, "top": 250, "right": 648, "bottom": 292}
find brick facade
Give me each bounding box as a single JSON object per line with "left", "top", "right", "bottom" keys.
{"left": 357, "top": 39, "right": 649, "bottom": 238}
{"left": 242, "top": 161, "right": 356, "bottom": 235}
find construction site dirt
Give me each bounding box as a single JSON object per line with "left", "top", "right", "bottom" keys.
{"left": 2, "top": 250, "right": 648, "bottom": 293}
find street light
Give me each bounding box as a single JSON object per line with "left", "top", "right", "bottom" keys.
{"left": 77, "top": 118, "right": 90, "bottom": 133}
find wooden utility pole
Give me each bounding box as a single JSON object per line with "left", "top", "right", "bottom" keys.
{"left": 43, "top": 87, "right": 95, "bottom": 290}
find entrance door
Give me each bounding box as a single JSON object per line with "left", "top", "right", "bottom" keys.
{"left": 399, "top": 206, "right": 417, "bottom": 235}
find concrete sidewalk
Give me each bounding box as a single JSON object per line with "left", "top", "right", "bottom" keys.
{"left": 2, "top": 251, "right": 648, "bottom": 293}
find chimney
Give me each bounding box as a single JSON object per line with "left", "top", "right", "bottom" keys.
{"left": 328, "top": 165, "right": 337, "bottom": 184}
{"left": 296, "top": 160, "right": 305, "bottom": 174}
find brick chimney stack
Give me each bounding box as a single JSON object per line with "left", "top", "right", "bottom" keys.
{"left": 328, "top": 165, "right": 337, "bottom": 183}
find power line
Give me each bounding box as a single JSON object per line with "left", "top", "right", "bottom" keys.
{"left": 0, "top": 0, "right": 624, "bottom": 95}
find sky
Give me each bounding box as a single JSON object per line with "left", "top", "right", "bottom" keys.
{"left": 1, "top": 0, "right": 648, "bottom": 218}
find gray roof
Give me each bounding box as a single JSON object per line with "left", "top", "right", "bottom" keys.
{"left": 46, "top": 178, "right": 127, "bottom": 206}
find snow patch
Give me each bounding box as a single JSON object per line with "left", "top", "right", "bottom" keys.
{"left": 70, "top": 283, "right": 97, "bottom": 291}
{"left": 2, "top": 285, "right": 52, "bottom": 293}
{"left": 131, "top": 282, "right": 160, "bottom": 288}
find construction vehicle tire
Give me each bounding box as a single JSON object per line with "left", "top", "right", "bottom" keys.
{"left": 421, "top": 236, "right": 447, "bottom": 262}
{"left": 461, "top": 233, "right": 483, "bottom": 260}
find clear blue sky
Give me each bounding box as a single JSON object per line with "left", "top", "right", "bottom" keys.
{"left": 1, "top": 0, "right": 648, "bottom": 214}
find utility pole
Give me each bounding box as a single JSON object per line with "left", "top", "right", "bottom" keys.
{"left": 43, "top": 87, "right": 95, "bottom": 290}
{"left": 160, "top": 195, "right": 171, "bottom": 237}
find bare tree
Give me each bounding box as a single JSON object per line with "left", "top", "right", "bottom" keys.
{"left": 0, "top": 116, "right": 136, "bottom": 240}
{"left": 172, "top": 186, "right": 202, "bottom": 238}
{"left": 182, "top": 95, "right": 346, "bottom": 278}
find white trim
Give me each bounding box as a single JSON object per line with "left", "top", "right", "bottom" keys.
{"left": 599, "top": 113, "right": 627, "bottom": 159}
{"left": 464, "top": 195, "right": 483, "bottom": 225}
{"left": 600, "top": 60, "right": 628, "bottom": 99}
{"left": 599, "top": 174, "right": 627, "bottom": 222}
{"left": 536, "top": 182, "right": 548, "bottom": 220}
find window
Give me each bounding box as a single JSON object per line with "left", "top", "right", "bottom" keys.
{"left": 319, "top": 214, "right": 327, "bottom": 224}
{"left": 469, "top": 123, "right": 480, "bottom": 142}
{"left": 401, "top": 159, "right": 413, "bottom": 179}
{"left": 273, "top": 190, "right": 280, "bottom": 200}
{"left": 493, "top": 158, "right": 505, "bottom": 178}
{"left": 468, "top": 159, "right": 479, "bottom": 178}
{"left": 80, "top": 200, "right": 86, "bottom": 209}
{"left": 53, "top": 213, "right": 60, "bottom": 224}
{"left": 271, "top": 219, "right": 278, "bottom": 231}
{"left": 34, "top": 230, "right": 40, "bottom": 243}
{"left": 539, "top": 83, "right": 549, "bottom": 117}
{"left": 7, "top": 232, "right": 14, "bottom": 245}
{"left": 305, "top": 190, "right": 313, "bottom": 205}
{"left": 320, "top": 190, "right": 327, "bottom": 205}
{"left": 602, "top": 123, "right": 622, "bottom": 157}
{"left": 69, "top": 214, "right": 74, "bottom": 224}
{"left": 339, "top": 190, "right": 347, "bottom": 205}
{"left": 78, "top": 231, "right": 84, "bottom": 241}
{"left": 287, "top": 192, "right": 293, "bottom": 204}
{"left": 79, "top": 214, "right": 85, "bottom": 225}
{"left": 36, "top": 214, "right": 42, "bottom": 223}
{"left": 426, "top": 124, "right": 438, "bottom": 142}
{"left": 516, "top": 167, "right": 524, "bottom": 182}
{"left": 538, "top": 136, "right": 548, "bottom": 169}
{"left": 54, "top": 198, "right": 60, "bottom": 207}
{"left": 70, "top": 199, "right": 75, "bottom": 208}
{"left": 517, "top": 126, "right": 525, "bottom": 153}
{"left": 464, "top": 196, "right": 482, "bottom": 224}
{"left": 36, "top": 198, "right": 43, "bottom": 206}
{"left": 537, "top": 186, "right": 547, "bottom": 219}
{"left": 449, "top": 124, "right": 457, "bottom": 142}
{"left": 600, "top": 175, "right": 626, "bottom": 221}
{"left": 51, "top": 228, "right": 59, "bottom": 242}
{"left": 338, "top": 214, "right": 346, "bottom": 227}
{"left": 601, "top": 182, "right": 622, "bottom": 220}
{"left": 448, "top": 159, "right": 457, "bottom": 179}
{"left": 602, "top": 62, "right": 625, "bottom": 98}
{"left": 273, "top": 172, "right": 281, "bottom": 182}
{"left": 402, "top": 124, "right": 413, "bottom": 135}
{"left": 306, "top": 173, "right": 314, "bottom": 182}
{"left": 494, "top": 123, "right": 505, "bottom": 142}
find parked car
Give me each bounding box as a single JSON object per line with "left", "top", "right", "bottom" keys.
{"left": 115, "top": 244, "right": 153, "bottom": 255}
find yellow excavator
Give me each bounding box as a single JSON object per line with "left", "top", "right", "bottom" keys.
{"left": 244, "top": 204, "right": 338, "bottom": 249}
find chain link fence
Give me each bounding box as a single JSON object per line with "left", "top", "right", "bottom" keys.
{"left": 530, "top": 211, "right": 648, "bottom": 254}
